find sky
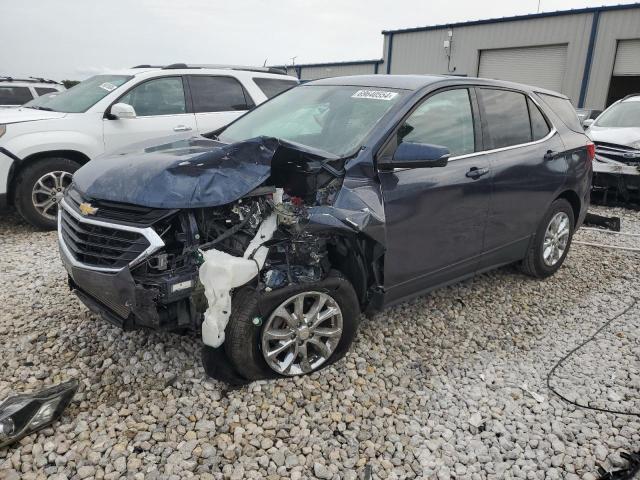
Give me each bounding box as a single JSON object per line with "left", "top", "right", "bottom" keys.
{"left": 1, "top": 0, "right": 638, "bottom": 81}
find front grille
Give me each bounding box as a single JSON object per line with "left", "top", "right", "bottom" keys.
{"left": 66, "top": 188, "right": 176, "bottom": 226}
{"left": 594, "top": 142, "right": 640, "bottom": 164}
{"left": 60, "top": 207, "right": 151, "bottom": 269}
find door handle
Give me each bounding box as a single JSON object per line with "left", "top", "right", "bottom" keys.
{"left": 466, "top": 167, "right": 489, "bottom": 179}
{"left": 173, "top": 125, "right": 192, "bottom": 132}
{"left": 544, "top": 150, "right": 557, "bottom": 161}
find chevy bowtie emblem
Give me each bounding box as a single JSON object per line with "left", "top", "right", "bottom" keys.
{"left": 79, "top": 202, "right": 98, "bottom": 216}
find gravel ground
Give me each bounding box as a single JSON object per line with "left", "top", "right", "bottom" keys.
{"left": 1, "top": 206, "right": 639, "bottom": 480}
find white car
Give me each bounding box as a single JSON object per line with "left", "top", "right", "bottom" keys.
{"left": 0, "top": 64, "right": 298, "bottom": 228}
{"left": 0, "top": 77, "right": 65, "bottom": 109}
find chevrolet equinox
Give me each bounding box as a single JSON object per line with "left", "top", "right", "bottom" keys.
{"left": 57, "top": 75, "right": 592, "bottom": 382}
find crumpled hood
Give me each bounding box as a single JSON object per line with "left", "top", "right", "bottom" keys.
{"left": 0, "top": 107, "right": 67, "bottom": 124}
{"left": 587, "top": 125, "right": 640, "bottom": 147}
{"left": 72, "top": 135, "right": 329, "bottom": 209}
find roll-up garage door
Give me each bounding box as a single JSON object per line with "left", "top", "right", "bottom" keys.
{"left": 478, "top": 44, "right": 567, "bottom": 92}
{"left": 613, "top": 39, "right": 640, "bottom": 75}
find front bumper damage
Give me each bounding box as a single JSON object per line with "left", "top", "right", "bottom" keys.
{"left": 592, "top": 152, "right": 640, "bottom": 208}
{"left": 58, "top": 200, "right": 201, "bottom": 331}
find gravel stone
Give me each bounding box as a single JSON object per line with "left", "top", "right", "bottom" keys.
{"left": 0, "top": 206, "right": 639, "bottom": 479}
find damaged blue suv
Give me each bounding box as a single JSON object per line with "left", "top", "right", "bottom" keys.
{"left": 58, "top": 75, "right": 593, "bottom": 382}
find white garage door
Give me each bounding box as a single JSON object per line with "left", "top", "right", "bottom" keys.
{"left": 613, "top": 39, "right": 640, "bottom": 75}
{"left": 478, "top": 44, "right": 568, "bottom": 92}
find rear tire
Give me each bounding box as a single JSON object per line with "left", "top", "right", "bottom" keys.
{"left": 222, "top": 272, "right": 360, "bottom": 381}
{"left": 14, "top": 157, "right": 80, "bottom": 230}
{"left": 520, "top": 198, "right": 575, "bottom": 278}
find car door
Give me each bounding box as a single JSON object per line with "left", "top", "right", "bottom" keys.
{"left": 186, "top": 75, "right": 254, "bottom": 134}
{"left": 474, "top": 88, "right": 567, "bottom": 268}
{"left": 103, "top": 76, "right": 197, "bottom": 152}
{"left": 378, "top": 87, "right": 492, "bottom": 304}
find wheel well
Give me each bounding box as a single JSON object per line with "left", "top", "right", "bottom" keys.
{"left": 8, "top": 150, "right": 90, "bottom": 205}
{"left": 326, "top": 233, "right": 384, "bottom": 310}
{"left": 556, "top": 189, "right": 581, "bottom": 222}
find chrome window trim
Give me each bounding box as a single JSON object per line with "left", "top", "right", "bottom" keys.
{"left": 387, "top": 89, "right": 559, "bottom": 172}
{"left": 389, "top": 128, "right": 559, "bottom": 172}
{"left": 448, "top": 126, "right": 558, "bottom": 162}
{"left": 58, "top": 199, "right": 165, "bottom": 273}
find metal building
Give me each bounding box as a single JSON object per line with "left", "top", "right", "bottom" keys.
{"left": 278, "top": 3, "right": 640, "bottom": 109}
{"left": 274, "top": 59, "right": 383, "bottom": 81}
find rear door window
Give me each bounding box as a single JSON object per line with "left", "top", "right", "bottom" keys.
{"left": 253, "top": 77, "right": 297, "bottom": 98}
{"left": 478, "top": 89, "right": 531, "bottom": 149}
{"left": 537, "top": 93, "right": 582, "bottom": 132}
{"left": 189, "top": 76, "right": 252, "bottom": 112}
{"left": 0, "top": 86, "right": 33, "bottom": 105}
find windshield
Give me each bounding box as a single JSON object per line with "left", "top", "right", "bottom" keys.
{"left": 595, "top": 99, "right": 640, "bottom": 128}
{"left": 218, "top": 85, "right": 406, "bottom": 157}
{"left": 23, "top": 75, "right": 132, "bottom": 113}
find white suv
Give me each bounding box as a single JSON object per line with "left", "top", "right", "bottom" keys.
{"left": 0, "top": 77, "right": 65, "bottom": 109}
{"left": 0, "top": 64, "right": 298, "bottom": 228}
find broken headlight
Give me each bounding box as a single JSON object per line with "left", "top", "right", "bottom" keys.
{"left": 0, "top": 379, "right": 78, "bottom": 448}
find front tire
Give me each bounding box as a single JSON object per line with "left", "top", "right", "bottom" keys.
{"left": 222, "top": 272, "right": 360, "bottom": 381}
{"left": 521, "top": 198, "right": 575, "bottom": 278}
{"left": 14, "top": 157, "right": 80, "bottom": 230}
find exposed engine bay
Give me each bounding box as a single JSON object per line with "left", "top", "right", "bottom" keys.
{"left": 135, "top": 178, "right": 342, "bottom": 347}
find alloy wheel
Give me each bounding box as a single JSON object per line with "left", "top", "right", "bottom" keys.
{"left": 31, "top": 171, "right": 73, "bottom": 221}
{"left": 261, "top": 291, "right": 343, "bottom": 376}
{"left": 542, "top": 211, "right": 570, "bottom": 266}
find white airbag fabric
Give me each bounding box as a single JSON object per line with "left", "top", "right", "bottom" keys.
{"left": 199, "top": 210, "right": 278, "bottom": 348}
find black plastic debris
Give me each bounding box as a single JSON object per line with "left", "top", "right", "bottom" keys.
{"left": 597, "top": 451, "right": 640, "bottom": 480}
{"left": 584, "top": 212, "right": 622, "bottom": 232}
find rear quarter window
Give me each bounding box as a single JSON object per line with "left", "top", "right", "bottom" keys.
{"left": 253, "top": 77, "right": 298, "bottom": 99}
{"left": 536, "top": 93, "right": 582, "bottom": 132}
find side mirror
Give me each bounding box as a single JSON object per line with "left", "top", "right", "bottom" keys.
{"left": 110, "top": 103, "right": 136, "bottom": 119}
{"left": 583, "top": 118, "right": 594, "bottom": 129}
{"left": 380, "top": 142, "right": 450, "bottom": 169}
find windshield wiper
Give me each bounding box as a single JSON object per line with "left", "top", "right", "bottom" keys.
{"left": 26, "top": 105, "right": 55, "bottom": 111}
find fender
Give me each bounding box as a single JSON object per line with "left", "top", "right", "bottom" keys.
{"left": 3, "top": 130, "right": 102, "bottom": 197}
{"left": 4, "top": 129, "right": 102, "bottom": 163}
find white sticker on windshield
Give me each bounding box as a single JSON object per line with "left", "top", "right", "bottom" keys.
{"left": 352, "top": 90, "right": 398, "bottom": 101}
{"left": 99, "top": 82, "right": 117, "bottom": 92}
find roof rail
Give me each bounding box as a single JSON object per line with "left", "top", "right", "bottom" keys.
{"left": 0, "top": 76, "right": 61, "bottom": 85}
{"left": 621, "top": 93, "right": 640, "bottom": 101}
{"left": 129, "top": 63, "right": 290, "bottom": 75}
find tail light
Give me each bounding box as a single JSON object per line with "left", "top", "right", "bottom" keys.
{"left": 586, "top": 142, "right": 596, "bottom": 161}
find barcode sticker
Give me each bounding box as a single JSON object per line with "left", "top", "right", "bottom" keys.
{"left": 352, "top": 90, "right": 398, "bottom": 100}
{"left": 99, "top": 82, "right": 117, "bottom": 92}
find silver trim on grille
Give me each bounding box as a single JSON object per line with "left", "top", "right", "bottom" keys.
{"left": 58, "top": 199, "right": 165, "bottom": 273}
